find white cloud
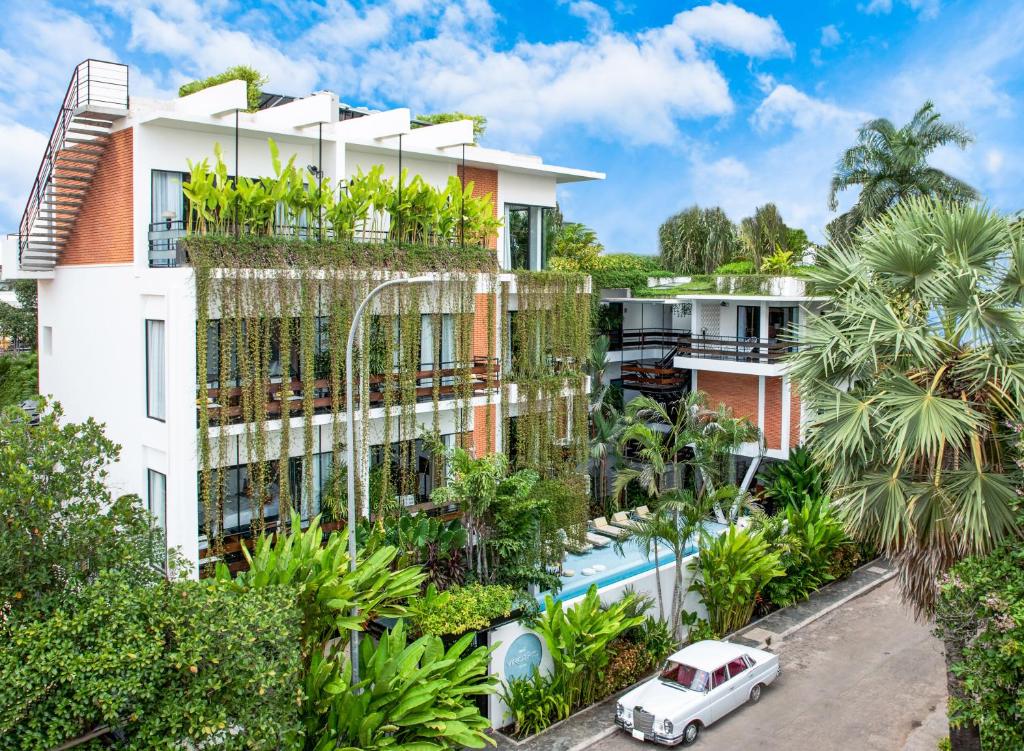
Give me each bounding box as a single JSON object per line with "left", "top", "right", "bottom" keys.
{"left": 752, "top": 84, "right": 866, "bottom": 132}
{"left": 0, "top": 120, "right": 48, "bottom": 226}
{"left": 862, "top": 0, "right": 940, "bottom": 19}
{"left": 863, "top": 0, "right": 893, "bottom": 13}
{"left": 984, "top": 149, "right": 1004, "bottom": 175}
{"left": 668, "top": 2, "right": 792, "bottom": 58}
{"left": 566, "top": 1, "right": 613, "bottom": 35}
{"left": 820, "top": 24, "right": 842, "bottom": 47}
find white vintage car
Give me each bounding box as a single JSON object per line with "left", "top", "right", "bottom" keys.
{"left": 615, "top": 640, "right": 780, "bottom": 746}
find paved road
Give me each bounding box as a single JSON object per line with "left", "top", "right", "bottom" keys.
{"left": 590, "top": 579, "right": 948, "bottom": 751}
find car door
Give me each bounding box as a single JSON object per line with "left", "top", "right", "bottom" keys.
{"left": 707, "top": 665, "right": 733, "bottom": 723}
{"left": 722, "top": 657, "right": 754, "bottom": 714}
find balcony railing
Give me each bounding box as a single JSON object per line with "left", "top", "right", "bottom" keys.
{"left": 620, "top": 361, "right": 689, "bottom": 394}
{"left": 202, "top": 357, "right": 499, "bottom": 423}
{"left": 610, "top": 328, "right": 789, "bottom": 364}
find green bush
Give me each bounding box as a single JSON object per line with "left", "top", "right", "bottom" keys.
{"left": 689, "top": 525, "right": 785, "bottom": 635}
{"left": 0, "top": 572, "right": 304, "bottom": 750}
{"left": 179, "top": 65, "right": 268, "bottom": 112}
{"left": 714, "top": 260, "right": 757, "bottom": 274}
{"left": 501, "top": 669, "right": 569, "bottom": 738}
{"left": 758, "top": 446, "right": 827, "bottom": 513}
{"left": 0, "top": 352, "right": 36, "bottom": 409}
{"left": 410, "top": 583, "right": 518, "bottom": 636}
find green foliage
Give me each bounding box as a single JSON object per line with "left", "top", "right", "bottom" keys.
{"left": 409, "top": 583, "right": 517, "bottom": 636}
{"left": 760, "top": 247, "right": 796, "bottom": 274}
{"left": 632, "top": 616, "right": 676, "bottom": 665}
{"left": 758, "top": 446, "right": 827, "bottom": 513}
{"left": 218, "top": 513, "right": 425, "bottom": 652}
{"left": 384, "top": 515, "right": 469, "bottom": 590}
{"left": 549, "top": 222, "right": 603, "bottom": 271}
{"left": 533, "top": 586, "right": 646, "bottom": 712}
{"left": 658, "top": 205, "right": 741, "bottom": 274}
{"left": 685, "top": 618, "right": 717, "bottom": 644}
{"left": 689, "top": 525, "right": 785, "bottom": 636}
{"left": 0, "top": 279, "right": 37, "bottom": 348}
{"left": 0, "top": 572, "right": 304, "bottom": 751}
{"left": 738, "top": 203, "right": 791, "bottom": 269}
{"left": 0, "top": 352, "right": 37, "bottom": 408}
{"left": 714, "top": 259, "right": 757, "bottom": 274}
{"left": 0, "top": 400, "right": 168, "bottom": 616}
{"left": 828, "top": 100, "right": 977, "bottom": 241}
{"left": 179, "top": 65, "right": 268, "bottom": 111}
{"left": 416, "top": 111, "right": 488, "bottom": 138}
{"left": 308, "top": 621, "right": 497, "bottom": 750}
{"left": 790, "top": 198, "right": 1024, "bottom": 616}
{"left": 936, "top": 537, "right": 1024, "bottom": 751}
{"left": 501, "top": 670, "right": 568, "bottom": 738}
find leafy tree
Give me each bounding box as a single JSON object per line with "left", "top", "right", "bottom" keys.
{"left": 739, "top": 203, "right": 787, "bottom": 269}
{"left": 828, "top": 100, "right": 978, "bottom": 241}
{"left": 550, "top": 222, "right": 603, "bottom": 271}
{"left": 0, "top": 572, "right": 304, "bottom": 751}
{"left": 0, "top": 279, "right": 37, "bottom": 348}
{"left": 0, "top": 400, "right": 167, "bottom": 616}
{"left": 179, "top": 65, "right": 268, "bottom": 112}
{"left": 935, "top": 535, "right": 1024, "bottom": 751}
{"left": 790, "top": 199, "right": 1024, "bottom": 750}
{"left": 416, "top": 111, "right": 487, "bottom": 139}
{"left": 658, "top": 206, "right": 740, "bottom": 274}
{"left": 0, "top": 352, "right": 37, "bottom": 409}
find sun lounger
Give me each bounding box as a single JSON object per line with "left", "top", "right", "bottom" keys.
{"left": 560, "top": 529, "right": 593, "bottom": 555}
{"left": 610, "top": 511, "right": 643, "bottom": 532}
{"left": 586, "top": 531, "right": 612, "bottom": 548}
{"left": 591, "top": 516, "right": 629, "bottom": 540}
{"left": 634, "top": 505, "right": 652, "bottom": 520}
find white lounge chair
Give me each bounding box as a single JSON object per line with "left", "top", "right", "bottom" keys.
{"left": 610, "top": 511, "right": 642, "bottom": 532}
{"left": 585, "top": 531, "right": 612, "bottom": 548}
{"left": 560, "top": 529, "right": 593, "bottom": 555}
{"left": 634, "top": 505, "right": 652, "bottom": 520}
{"left": 591, "top": 516, "right": 629, "bottom": 540}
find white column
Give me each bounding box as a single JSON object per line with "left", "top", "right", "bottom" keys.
{"left": 781, "top": 374, "right": 792, "bottom": 457}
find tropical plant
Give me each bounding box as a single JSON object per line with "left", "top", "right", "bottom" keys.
{"left": 935, "top": 535, "right": 1024, "bottom": 751}
{"left": 217, "top": 513, "right": 425, "bottom": 652}
{"left": 409, "top": 583, "right": 518, "bottom": 636}
{"left": 790, "top": 199, "right": 1024, "bottom": 750}
{"left": 416, "top": 111, "right": 488, "bottom": 138}
{"left": 550, "top": 222, "right": 603, "bottom": 271}
{"left": 714, "top": 259, "right": 757, "bottom": 275}
{"left": 658, "top": 206, "right": 741, "bottom": 274}
{"left": 307, "top": 620, "right": 496, "bottom": 750}
{"left": 739, "top": 203, "right": 789, "bottom": 270}
{"left": 384, "top": 515, "right": 469, "bottom": 590}
{"left": 0, "top": 278, "right": 37, "bottom": 348}
{"left": 689, "top": 525, "right": 785, "bottom": 636}
{"left": 0, "top": 352, "right": 36, "bottom": 409}
{"left": 827, "top": 100, "right": 978, "bottom": 242}
{"left": 758, "top": 446, "right": 827, "bottom": 513}
{"left": 532, "top": 586, "right": 646, "bottom": 713}
{"left": 500, "top": 670, "right": 569, "bottom": 738}
{"left": 760, "top": 247, "right": 796, "bottom": 274}
{"left": 589, "top": 405, "right": 621, "bottom": 514}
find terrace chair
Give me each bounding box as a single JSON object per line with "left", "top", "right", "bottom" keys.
{"left": 585, "top": 530, "right": 612, "bottom": 548}
{"left": 634, "top": 505, "right": 652, "bottom": 520}
{"left": 610, "top": 510, "right": 642, "bottom": 532}
{"left": 591, "top": 516, "right": 629, "bottom": 540}
{"left": 560, "top": 529, "right": 593, "bottom": 556}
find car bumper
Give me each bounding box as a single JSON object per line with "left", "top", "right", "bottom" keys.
{"left": 615, "top": 718, "right": 685, "bottom": 746}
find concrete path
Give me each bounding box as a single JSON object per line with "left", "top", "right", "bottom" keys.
{"left": 589, "top": 578, "right": 948, "bottom": 751}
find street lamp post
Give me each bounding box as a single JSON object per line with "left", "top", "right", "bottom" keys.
{"left": 345, "top": 275, "right": 432, "bottom": 685}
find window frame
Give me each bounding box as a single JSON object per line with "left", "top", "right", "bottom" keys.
{"left": 147, "top": 468, "right": 168, "bottom": 569}
{"left": 145, "top": 319, "right": 166, "bottom": 422}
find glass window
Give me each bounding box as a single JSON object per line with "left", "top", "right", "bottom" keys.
{"left": 147, "top": 469, "right": 167, "bottom": 567}
{"left": 507, "top": 206, "right": 531, "bottom": 270}
{"left": 711, "top": 665, "right": 729, "bottom": 688}
{"left": 659, "top": 661, "right": 709, "bottom": 692}
{"left": 725, "top": 657, "right": 749, "bottom": 679}
{"left": 146, "top": 320, "right": 166, "bottom": 421}
{"left": 151, "top": 170, "right": 184, "bottom": 225}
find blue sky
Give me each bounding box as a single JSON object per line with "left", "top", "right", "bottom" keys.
{"left": 1, "top": 0, "right": 1022, "bottom": 253}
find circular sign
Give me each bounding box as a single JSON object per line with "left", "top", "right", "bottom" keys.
{"left": 503, "top": 633, "right": 543, "bottom": 681}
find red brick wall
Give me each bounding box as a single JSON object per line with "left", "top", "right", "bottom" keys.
{"left": 457, "top": 165, "right": 498, "bottom": 250}
{"left": 697, "top": 371, "right": 760, "bottom": 426}
{"left": 473, "top": 404, "right": 496, "bottom": 456}
{"left": 473, "top": 292, "right": 493, "bottom": 359}
{"left": 60, "top": 128, "right": 133, "bottom": 265}
{"left": 763, "top": 376, "right": 783, "bottom": 451}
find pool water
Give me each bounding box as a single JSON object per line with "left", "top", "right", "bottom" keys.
{"left": 539, "top": 520, "right": 728, "bottom": 606}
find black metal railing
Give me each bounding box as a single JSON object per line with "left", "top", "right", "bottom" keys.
{"left": 19, "top": 60, "right": 128, "bottom": 267}
{"left": 609, "top": 327, "right": 789, "bottom": 364}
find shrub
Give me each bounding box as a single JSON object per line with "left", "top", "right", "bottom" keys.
{"left": 598, "top": 639, "right": 652, "bottom": 696}
{"left": 758, "top": 446, "right": 827, "bottom": 513}
{"left": 0, "top": 352, "right": 36, "bottom": 409}
{"left": 409, "top": 583, "right": 518, "bottom": 636}
{"left": 714, "top": 260, "right": 757, "bottom": 275}
{"left": 179, "top": 65, "right": 268, "bottom": 112}
{"left": 689, "top": 525, "right": 784, "bottom": 635}
{"left": 501, "top": 670, "right": 569, "bottom": 738}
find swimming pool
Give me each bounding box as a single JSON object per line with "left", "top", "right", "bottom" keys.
{"left": 539, "top": 520, "right": 728, "bottom": 605}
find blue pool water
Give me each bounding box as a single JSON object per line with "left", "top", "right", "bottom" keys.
{"left": 538, "top": 520, "right": 728, "bottom": 606}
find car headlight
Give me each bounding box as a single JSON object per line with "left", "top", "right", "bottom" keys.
{"left": 616, "top": 703, "right": 624, "bottom": 718}
{"left": 661, "top": 719, "right": 674, "bottom": 735}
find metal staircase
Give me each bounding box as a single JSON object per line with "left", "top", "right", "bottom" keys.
{"left": 18, "top": 60, "right": 129, "bottom": 271}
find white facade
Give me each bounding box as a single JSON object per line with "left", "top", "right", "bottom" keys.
{"left": 3, "top": 72, "right": 603, "bottom": 575}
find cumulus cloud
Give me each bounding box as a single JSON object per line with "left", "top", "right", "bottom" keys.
{"left": 0, "top": 120, "right": 48, "bottom": 225}
{"left": 862, "top": 0, "right": 941, "bottom": 20}
{"left": 752, "top": 84, "right": 867, "bottom": 132}
{"left": 820, "top": 25, "right": 842, "bottom": 47}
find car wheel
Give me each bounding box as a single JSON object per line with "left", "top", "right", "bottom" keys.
{"left": 681, "top": 721, "right": 700, "bottom": 746}
{"left": 749, "top": 683, "right": 763, "bottom": 703}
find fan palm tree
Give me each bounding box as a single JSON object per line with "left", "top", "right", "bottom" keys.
{"left": 789, "top": 198, "right": 1024, "bottom": 751}
{"left": 828, "top": 101, "right": 978, "bottom": 242}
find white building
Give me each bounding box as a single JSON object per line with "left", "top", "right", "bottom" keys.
{"left": 1, "top": 60, "right": 603, "bottom": 575}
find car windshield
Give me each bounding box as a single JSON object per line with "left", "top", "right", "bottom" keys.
{"left": 659, "top": 660, "right": 709, "bottom": 692}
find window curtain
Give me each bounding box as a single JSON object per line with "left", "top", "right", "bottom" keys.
{"left": 146, "top": 320, "right": 166, "bottom": 420}
{"left": 151, "top": 171, "right": 183, "bottom": 224}
{"left": 147, "top": 469, "right": 167, "bottom": 566}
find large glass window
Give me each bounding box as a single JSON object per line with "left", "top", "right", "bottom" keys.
{"left": 508, "top": 206, "right": 531, "bottom": 270}
{"left": 145, "top": 319, "right": 166, "bottom": 421}
{"left": 147, "top": 469, "right": 167, "bottom": 567}
{"left": 505, "top": 205, "right": 557, "bottom": 271}
{"left": 151, "top": 170, "right": 184, "bottom": 226}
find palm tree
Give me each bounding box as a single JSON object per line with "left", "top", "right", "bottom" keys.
{"left": 739, "top": 203, "right": 788, "bottom": 270}
{"left": 828, "top": 101, "right": 978, "bottom": 242}
{"left": 789, "top": 198, "right": 1024, "bottom": 751}
{"left": 589, "top": 406, "right": 621, "bottom": 515}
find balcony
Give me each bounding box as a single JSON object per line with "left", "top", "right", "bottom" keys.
{"left": 611, "top": 327, "right": 789, "bottom": 364}
{"left": 203, "top": 357, "right": 499, "bottom": 424}
{"left": 620, "top": 361, "right": 689, "bottom": 396}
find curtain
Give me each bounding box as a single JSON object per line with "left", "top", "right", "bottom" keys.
{"left": 151, "top": 171, "right": 183, "bottom": 224}
{"left": 146, "top": 320, "right": 166, "bottom": 420}
{"left": 147, "top": 469, "right": 167, "bottom": 565}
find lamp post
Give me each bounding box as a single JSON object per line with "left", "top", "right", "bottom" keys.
{"left": 345, "top": 275, "right": 432, "bottom": 685}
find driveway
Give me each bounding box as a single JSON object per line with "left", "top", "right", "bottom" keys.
{"left": 589, "top": 579, "right": 948, "bottom": 751}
